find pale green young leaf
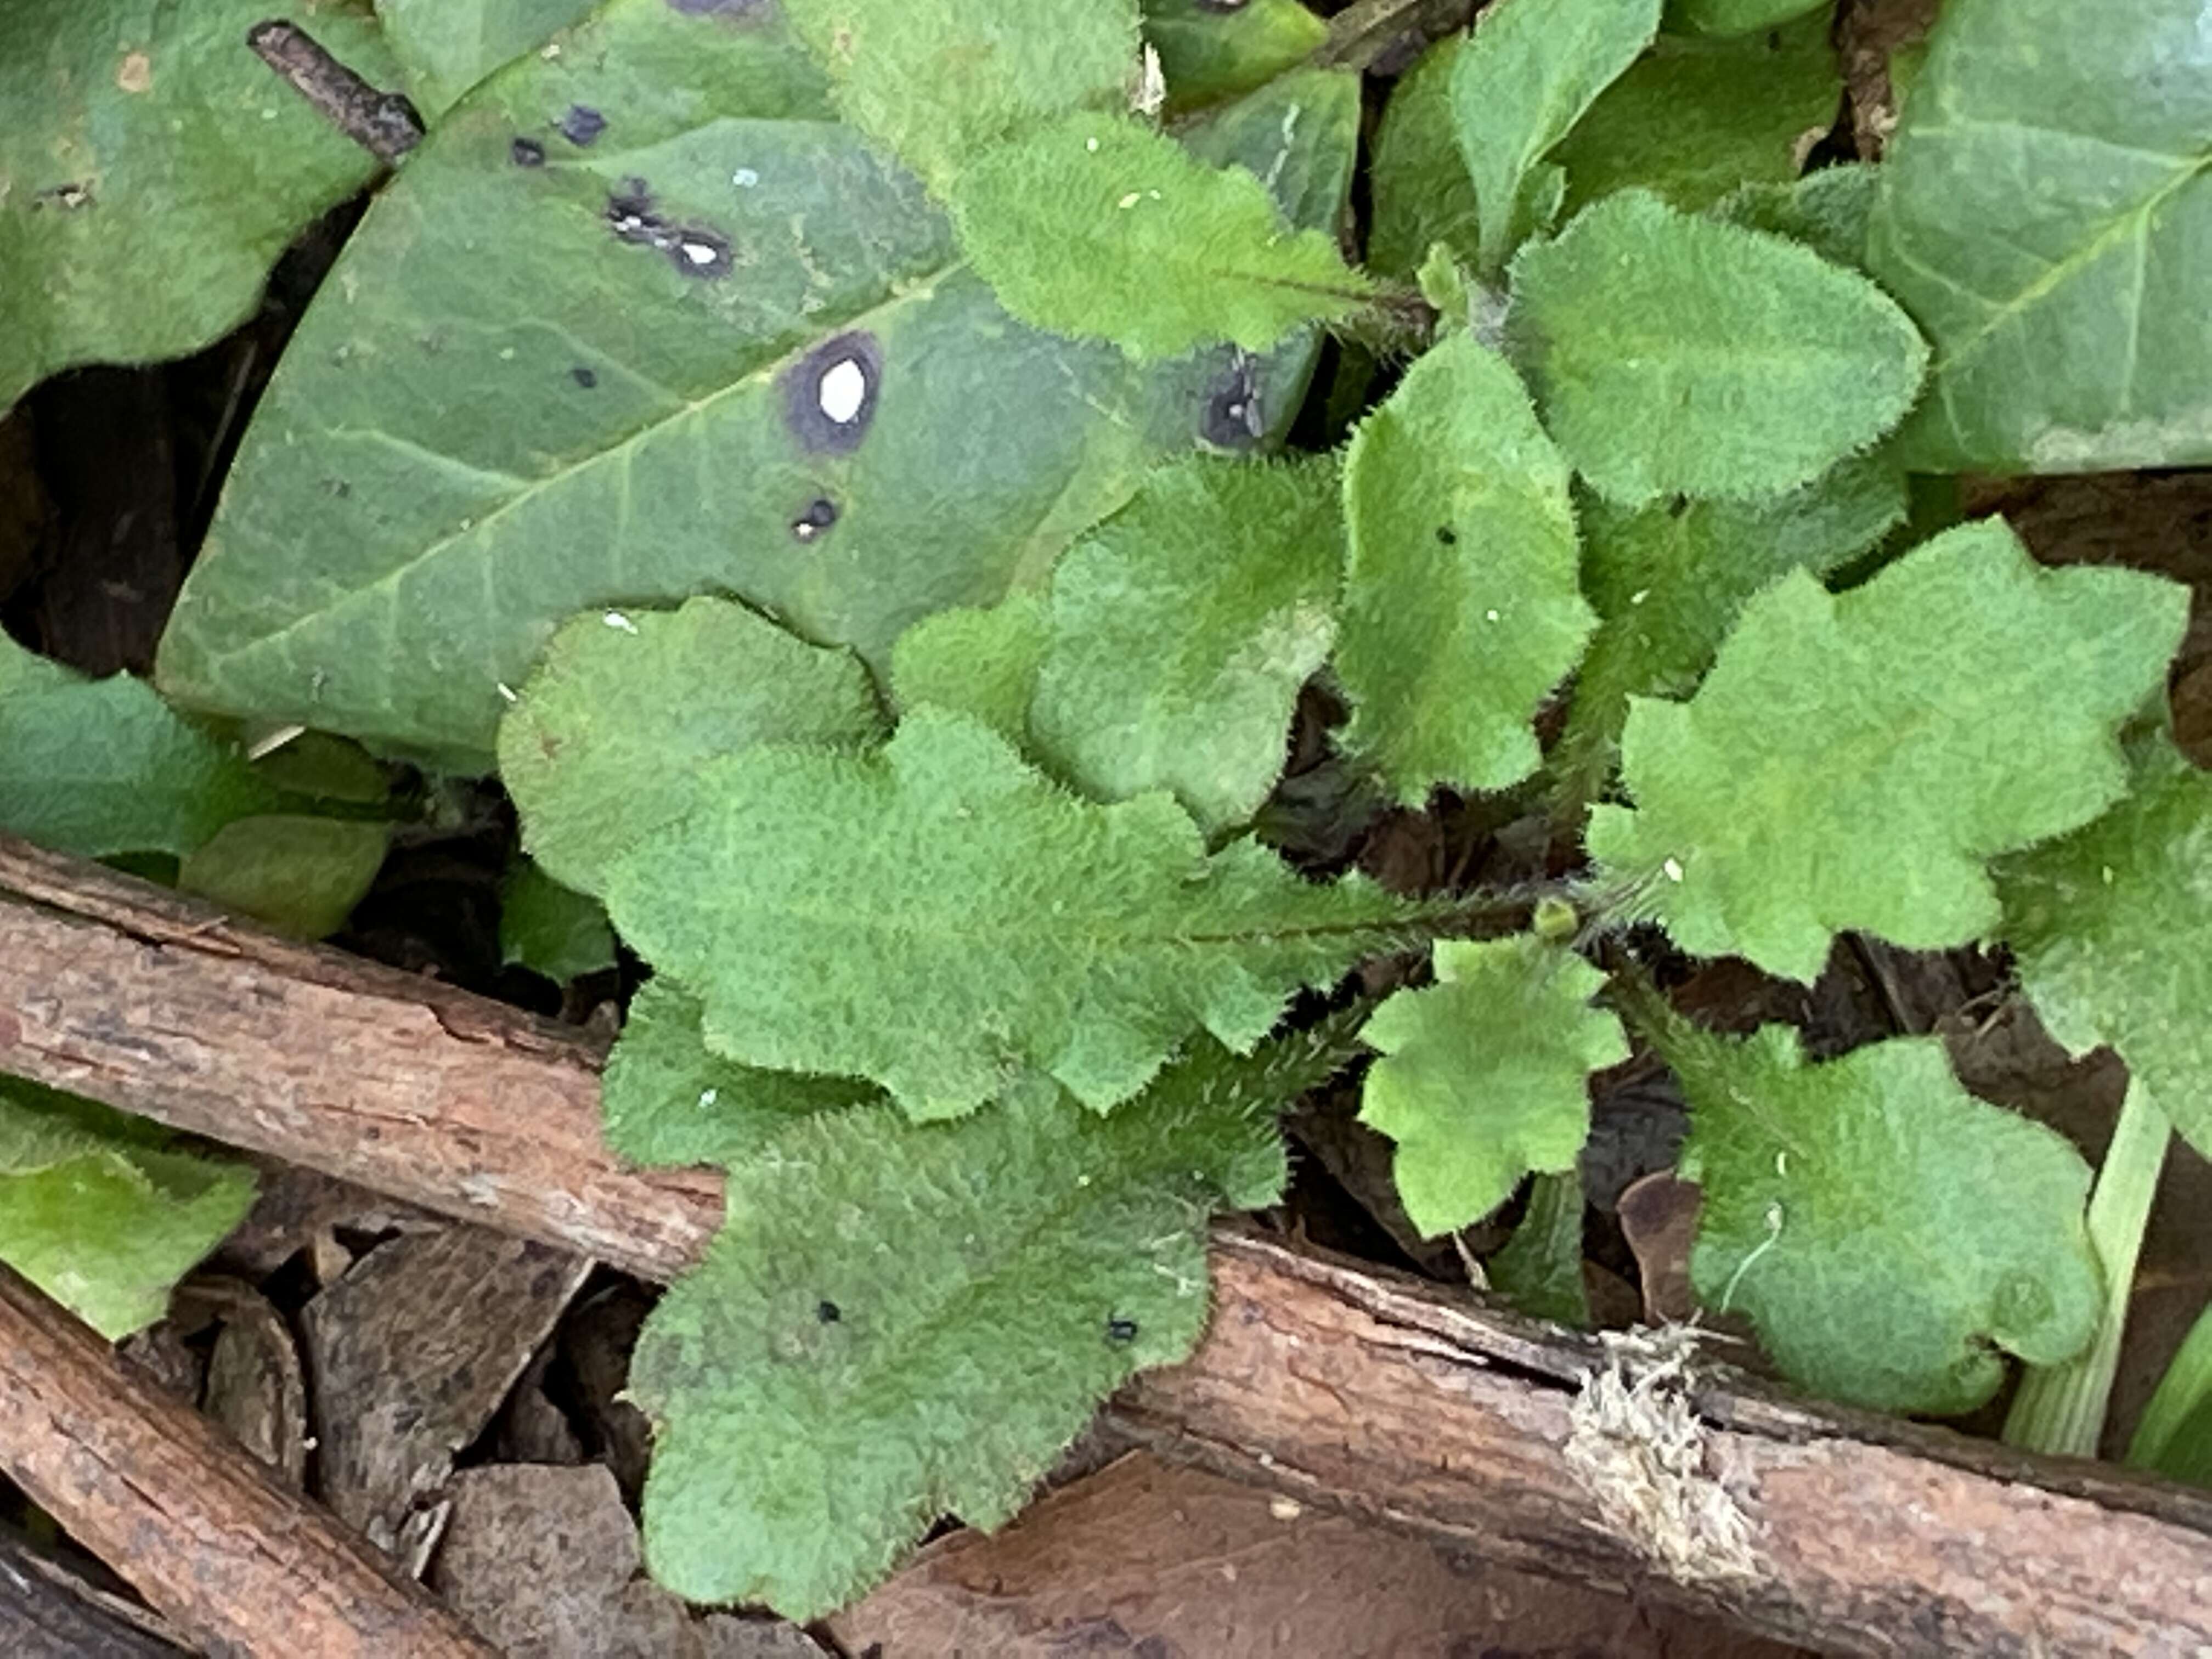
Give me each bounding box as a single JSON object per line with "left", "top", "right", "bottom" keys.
{"left": 1504, "top": 190, "right": 1928, "bottom": 505}
{"left": 1714, "top": 165, "right": 1877, "bottom": 272}
{"left": 375, "top": 0, "right": 597, "bottom": 120}
{"left": 1358, "top": 936, "right": 1626, "bottom": 1238}
{"left": 1032, "top": 456, "right": 1340, "bottom": 834}
{"left": 178, "top": 816, "right": 392, "bottom": 940}
{"left": 1143, "top": 0, "right": 1327, "bottom": 113}
{"left": 0, "top": 1079, "right": 256, "bottom": 1340}
{"left": 1551, "top": 14, "right": 1838, "bottom": 215}
{"left": 1488, "top": 1169, "right": 1592, "bottom": 1329}
{"left": 499, "top": 858, "right": 617, "bottom": 985}
{"left": 1668, "top": 1021, "right": 2098, "bottom": 1413}
{"left": 0, "top": 633, "right": 276, "bottom": 859}
{"left": 1367, "top": 38, "right": 1479, "bottom": 280}
{"left": 601, "top": 709, "right": 1425, "bottom": 1119}
{"left": 1448, "top": 0, "right": 1662, "bottom": 275}
{"left": 1587, "top": 521, "right": 2188, "bottom": 982}
{"left": 602, "top": 980, "right": 877, "bottom": 1168}
{"left": 1996, "top": 742, "right": 2212, "bottom": 1159}
{"left": 889, "top": 592, "right": 1050, "bottom": 743}
{"left": 631, "top": 1025, "right": 1341, "bottom": 1617}
{"left": 782, "top": 0, "right": 1138, "bottom": 190}
{"left": 1667, "top": 0, "right": 1829, "bottom": 35}
{"left": 949, "top": 112, "right": 1373, "bottom": 361}
{"left": 499, "top": 599, "right": 885, "bottom": 900}
{"left": 1865, "top": 0, "right": 2212, "bottom": 472}
{"left": 1336, "top": 331, "right": 1594, "bottom": 803}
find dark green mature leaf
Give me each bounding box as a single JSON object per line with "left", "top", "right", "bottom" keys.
{"left": 1032, "top": 456, "right": 1340, "bottom": 834}
{"left": 1587, "top": 521, "right": 2188, "bottom": 983}
{"left": 1714, "top": 165, "right": 1877, "bottom": 271}
{"left": 888, "top": 593, "right": 1050, "bottom": 742}
{"left": 1865, "top": 0, "right": 2212, "bottom": 472}
{"left": 949, "top": 111, "right": 1371, "bottom": 360}
{"left": 1336, "top": 332, "right": 1593, "bottom": 803}
{"left": 1144, "top": 0, "right": 1326, "bottom": 112}
{"left": 178, "top": 816, "right": 392, "bottom": 939}
{"left": 601, "top": 709, "right": 1423, "bottom": 1120}
{"left": 0, "top": 1, "right": 397, "bottom": 408}
{"left": 1449, "top": 0, "right": 1661, "bottom": 275}
{"left": 156, "top": 0, "right": 1348, "bottom": 764}
{"left": 1667, "top": 0, "right": 1830, "bottom": 35}
{"left": 1359, "top": 936, "right": 1626, "bottom": 1238}
{"left": 1488, "top": 1170, "right": 1592, "bottom": 1329}
{"left": 376, "top": 0, "right": 597, "bottom": 120}
{"left": 1175, "top": 67, "right": 1360, "bottom": 241}
{"left": 631, "top": 1025, "right": 1340, "bottom": 1617}
{"left": 1997, "top": 742, "right": 2212, "bottom": 1159}
{"left": 499, "top": 857, "right": 617, "bottom": 984}
{"left": 1552, "top": 14, "right": 1838, "bottom": 215}
{"left": 1505, "top": 190, "right": 1928, "bottom": 505}
{"left": 499, "top": 599, "right": 885, "bottom": 900}
{"left": 1668, "top": 1020, "right": 2098, "bottom": 1413}
{"left": 782, "top": 0, "right": 1137, "bottom": 190}
{"left": 0, "top": 631, "right": 276, "bottom": 859}
{"left": 1367, "top": 38, "right": 1478, "bottom": 280}
{"left": 0, "top": 1079, "right": 256, "bottom": 1339}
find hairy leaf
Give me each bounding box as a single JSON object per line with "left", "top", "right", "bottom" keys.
{"left": 1714, "top": 165, "right": 1877, "bottom": 271}
{"left": 1032, "top": 456, "right": 1340, "bottom": 834}
{"left": 889, "top": 593, "right": 1050, "bottom": 742}
{"left": 630, "top": 1025, "right": 1341, "bottom": 1617}
{"left": 949, "top": 111, "right": 1371, "bottom": 360}
{"left": 0, "top": 632, "right": 275, "bottom": 859}
{"left": 178, "top": 816, "right": 392, "bottom": 940}
{"left": 602, "top": 709, "right": 1423, "bottom": 1119}
{"left": 499, "top": 598, "right": 885, "bottom": 899}
{"left": 1143, "top": 0, "right": 1326, "bottom": 112}
{"left": 1359, "top": 936, "right": 1626, "bottom": 1238}
{"left": 0, "top": 1079, "right": 255, "bottom": 1339}
{"left": 1336, "top": 331, "right": 1593, "bottom": 803}
{"left": 499, "top": 858, "right": 617, "bottom": 985}
{"left": 0, "top": 1, "right": 397, "bottom": 408}
{"left": 602, "top": 980, "right": 877, "bottom": 1167}
{"left": 157, "top": 0, "right": 1350, "bottom": 764}
{"left": 376, "top": 0, "right": 597, "bottom": 120}
{"left": 1997, "top": 742, "right": 2212, "bottom": 1159}
{"left": 1449, "top": 0, "right": 1661, "bottom": 274}
{"left": 1587, "top": 521, "right": 2188, "bottom": 981}
{"left": 782, "top": 0, "right": 1137, "bottom": 190}
{"left": 1668, "top": 0, "right": 1830, "bottom": 35}
{"left": 1552, "top": 14, "right": 1838, "bottom": 214}
{"left": 1669, "top": 1021, "right": 2098, "bottom": 1413}
{"left": 1505, "top": 190, "right": 1927, "bottom": 505}
{"left": 1865, "top": 0, "right": 2212, "bottom": 471}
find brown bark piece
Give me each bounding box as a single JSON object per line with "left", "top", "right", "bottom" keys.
{"left": 183, "top": 1277, "right": 310, "bottom": 1487}
{"left": 0, "top": 1528, "right": 190, "bottom": 1658}
{"left": 0, "top": 1262, "right": 496, "bottom": 1658}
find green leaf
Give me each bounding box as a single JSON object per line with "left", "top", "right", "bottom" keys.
{"left": 782, "top": 0, "right": 1137, "bottom": 191}
{"left": 949, "top": 111, "right": 1371, "bottom": 360}
{"left": 0, "top": 1, "right": 397, "bottom": 408}
{"left": 1448, "top": 0, "right": 1662, "bottom": 275}
{"left": 1368, "top": 38, "right": 1479, "bottom": 279}
{"left": 249, "top": 732, "right": 391, "bottom": 805}
{"left": 1335, "top": 331, "right": 1594, "bottom": 803}
{"left": 499, "top": 857, "right": 617, "bottom": 984}
{"left": 1864, "top": 0, "right": 2212, "bottom": 471}
{"left": 1713, "top": 164, "right": 1877, "bottom": 272}
{"left": 0, "top": 1079, "right": 256, "bottom": 1340}
{"left": 1996, "top": 742, "right": 2212, "bottom": 1159}
{"left": 1358, "top": 935, "right": 1626, "bottom": 1238}
{"left": 1173, "top": 67, "right": 1361, "bottom": 245}
{"left": 1143, "top": 0, "right": 1326, "bottom": 113}
{"left": 1488, "top": 1169, "right": 1592, "bottom": 1329}
{"left": 1667, "top": 1020, "right": 2099, "bottom": 1413}
{"left": 376, "top": 0, "right": 598, "bottom": 120}
{"left": 1553, "top": 456, "right": 1908, "bottom": 804}
{"left": 1504, "top": 190, "right": 1928, "bottom": 505}
{"left": 2129, "top": 1298, "right": 2212, "bottom": 1488}
{"left": 499, "top": 598, "right": 885, "bottom": 900}
{"left": 1587, "top": 521, "right": 2188, "bottom": 983}
{"left": 602, "top": 980, "right": 877, "bottom": 1167}
{"left": 1551, "top": 14, "right": 1839, "bottom": 215}
{"left": 0, "top": 633, "right": 276, "bottom": 860}
{"left": 1031, "top": 456, "right": 1340, "bottom": 834}
{"left": 1666, "top": 0, "right": 1830, "bottom": 36}
{"left": 888, "top": 593, "right": 1050, "bottom": 742}
{"left": 601, "top": 708, "right": 1424, "bottom": 1119}
{"left": 178, "top": 816, "right": 392, "bottom": 940}
{"left": 155, "top": 0, "right": 1348, "bottom": 765}
{"left": 630, "top": 1024, "right": 1341, "bottom": 1617}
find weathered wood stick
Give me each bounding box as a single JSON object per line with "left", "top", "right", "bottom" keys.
{"left": 5, "top": 835, "right": 2212, "bottom": 1656}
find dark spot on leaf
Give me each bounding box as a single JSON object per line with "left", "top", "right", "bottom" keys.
{"left": 571, "top": 366, "right": 598, "bottom": 389}
{"left": 1105, "top": 1314, "right": 1139, "bottom": 1344}
{"left": 603, "top": 182, "right": 735, "bottom": 279}
{"left": 668, "top": 226, "right": 733, "bottom": 279}
{"left": 33, "top": 182, "right": 92, "bottom": 210}
{"left": 667, "top": 0, "right": 770, "bottom": 14}
{"left": 1666, "top": 495, "right": 1691, "bottom": 517}
{"left": 558, "top": 104, "right": 606, "bottom": 146}
{"left": 511, "top": 136, "right": 546, "bottom": 167}
{"left": 321, "top": 478, "right": 352, "bottom": 499}
{"left": 1201, "top": 352, "right": 1265, "bottom": 448}
{"left": 780, "top": 332, "right": 883, "bottom": 455}
{"left": 1435, "top": 526, "right": 1457, "bottom": 545}
{"left": 816, "top": 1299, "right": 841, "bottom": 1323}
{"left": 791, "top": 498, "right": 839, "bottom": 541}
{"left": 606, "top": 179, "right": 661, "bottom": 242}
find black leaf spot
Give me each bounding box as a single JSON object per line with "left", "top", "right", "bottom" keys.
{"left": 571, "top": 366, "right": 598, "bottom": 389}
{"left": 1105, "top": 1314, "right": 1139, "bottom": 1344}
{"left": 603, "top": 182, "right": 735, "bottom": 279}
{"left": 791, "top": 498, "right": 839, "bottom": 541}
{"left": 1201, "top": 352, "right": 1265, "bottom": 448}
{"left": 510, "top": 136, "right": 546, "bottom": 167}
{"left": 558, "top": 104, "right": 606, "bottom": 146}
{"left": 1435, "top": 526, "right": 1457, "bottom": 545}
{"left": 780, "top": 332, "right": 883, "bottom": 455}
{"left": 667, "top": 225, "right": 732, "bottom": 279}
{"left": 817, "top": 1299, "right": 842, "bottom": 1324}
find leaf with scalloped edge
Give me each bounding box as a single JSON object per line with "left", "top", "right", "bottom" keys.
{"left": 889, "top": 592, "right": 1050, "bottom": 743}
{"left": 1336, "top": 331, "right": 1594, "bottom": 804}
{"left": 1666, "top": 1018, "right": 2098, "bottom": 1413}
{"left": 631, "top": 1022, "right": 1345, "bottom": 1617}
{"left": 1714, "top": 165, "right": 1877, "bottom": 272}
{"left": 1587, "top": 520, "right": 2187, "bottom": 981}
{"left": 601, "top": 708, "right": 1426, "bottom": 1120}
{"left": 1997, "top": 741, "right": 2212, "bottom": 1160}
{"left": 1359, "top": 936, "right": 1626, "bottom": 1238}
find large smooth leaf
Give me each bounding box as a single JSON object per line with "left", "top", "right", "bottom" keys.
{"left": 1367, "top": 38, "right": 1478, "bottom": 280}
{"left": 157, "top": 1, "right": 1352, "bottom": 765}
{"left": 0, "top": 1, "right": 398, "bottom": 408}
{"left": 1144, "top": 0, "right": 1326, "bottom": 113}
{"left": 1866, "top": 0, "right": 2212, "bottom": 472}
{"left": 376, "top": 0, "right": 597, "bottom": 120}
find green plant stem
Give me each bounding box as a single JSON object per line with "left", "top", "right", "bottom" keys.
{"left": 2127, "top": 1296, "right": 2212, "bottom": 1485}
{"left": 2002, "top": 1083, "right": 2169, "bottom": 1458}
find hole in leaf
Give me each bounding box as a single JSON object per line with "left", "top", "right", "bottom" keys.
{"left": 791, "top": 498, "right": 839, "bottom": 541}
{"left": 780, "top": 332, "right": 883, "bottom": 455}
{"left": 1105, "top": 1314, "right": 1139, "bottom": 1344}
{"left": 510, "top": 137, "right": 546, "bottom": 167}
{"left": 817, "top": 1299, "right": 842, "bottom": 1324}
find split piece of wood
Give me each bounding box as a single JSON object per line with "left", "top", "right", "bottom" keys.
{"left": 6, "top": 836, "right": 2212, "bottom": 1656}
